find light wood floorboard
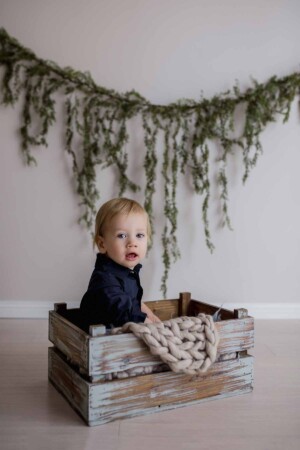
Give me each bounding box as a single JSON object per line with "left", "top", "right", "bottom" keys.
{"left": 0, "top": 319, "right": 299, "bottom": 450}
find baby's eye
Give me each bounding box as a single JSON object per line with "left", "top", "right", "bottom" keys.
{"left": 136, "top": 233, "right": 145, "bottom": 239}
{"left": 117, "top": 233, "right": 127, "bottom": 239}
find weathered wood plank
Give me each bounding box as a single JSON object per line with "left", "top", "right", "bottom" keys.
{"left": 188, "top": 299, "right": 235, "bottom": 320}
{"left": 89, "top": 356, "right": 253, "bottom": 425}
{"left": 48, "top": 347, "right": 253, "bottom": 426}
{"left": 216, "top": 317, "right": 255, "bottom": 353}
{"left": 89, "top": 333, "right": 162, "bottom": 379}
{"left": 48, "top": 347, "right": 89, "bottom": 421}
{"left": 144, "top": 292, "right": 191, "bottom": 320}
{"left": 49, "top": 311, "right": 89, "bottom": 374}
{"left": 178, "top": 292, "right": 191, "bottom": 316}
{"left": 144, "top": 299, "right": 180, "bottom": 321}
{"left": 88, "top": 316, "right": 254, "bottom": 380}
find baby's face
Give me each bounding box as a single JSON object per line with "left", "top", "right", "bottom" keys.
{"left": 96, "top": 212, "right": 148, "bottom": 269}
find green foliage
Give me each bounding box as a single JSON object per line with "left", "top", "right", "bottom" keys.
{"left": 1, "top": 28, "right": 300, "bottom": 296}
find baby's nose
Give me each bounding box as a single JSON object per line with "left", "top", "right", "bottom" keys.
{"left": 127, "top": 240, "right": 137, "bottom": 247}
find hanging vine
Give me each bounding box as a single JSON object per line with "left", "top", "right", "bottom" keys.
{"left": 1, "top": 28, "right": 300, "bottom": 295}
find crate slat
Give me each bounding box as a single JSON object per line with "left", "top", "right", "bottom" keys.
{"left": 88, "top": 316, "right": 254, "bottom": 380}
{"left": 49, "top": 311, "right": 89, "bottom": 375}
{"left": 188, "top": 299, "right": 235, "bottom": 320}
{"left": 49, "top": 347, "right": 253, "bottom": 426}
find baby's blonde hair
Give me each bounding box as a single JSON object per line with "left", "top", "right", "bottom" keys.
{"left": 94, "top": 198, "right": 151, "bottom": 246}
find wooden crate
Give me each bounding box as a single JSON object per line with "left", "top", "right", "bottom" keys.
{"left": 48, "top": 292, "right": 254, "bottom": 426}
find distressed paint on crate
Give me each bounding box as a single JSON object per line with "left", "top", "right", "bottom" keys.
{"left": 48, "top": 347, "right": 254, "bottom": 426}
{"left": 88, "top": 317, "right": 254, "bottom": 380}
{"left": 49, "top": 309, "right": 89, "bottom": 374}
{"left": 48, "top": 293, "right": 254, "bottom": 381}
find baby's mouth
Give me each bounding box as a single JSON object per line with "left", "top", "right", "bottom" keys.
{"left": 126, "top": 253, "right": 138, "bottom": 260}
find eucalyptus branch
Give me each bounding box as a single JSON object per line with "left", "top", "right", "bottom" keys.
{"left": 1, "top": 27, "right": 300, "bottom": 295}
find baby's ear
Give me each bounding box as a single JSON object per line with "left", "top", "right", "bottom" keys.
{"left": 96, "top": 235, "right": 106, "bottom": 253}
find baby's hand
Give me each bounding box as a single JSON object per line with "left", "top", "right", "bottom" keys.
{"left": 142, "top": 303, "right": 162, "bottom": 323}
{"left": 147, "top": 312, "right": 161, "bottom": 323}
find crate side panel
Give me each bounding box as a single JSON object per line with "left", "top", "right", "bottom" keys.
{"left": 216, "top": 317, "right": 255, "bottom": 353}
{"left": 144, "top": 299, "right": 180, "bottom": 321}
{"left": 48, "top": 347, "right": 89, "bottom": 424}
{"left": 189, "top": 299, "right": 235, "bottom": 319}
{"left": 89, "top": 333, "right": 162, "bottom": 377}
{"left": 49, "top": 311, "right": 89, "bottom": 373}
{"left": 89, "top": 317, "right": 254, "bottom": 378}
{"left": 89, "top": 356, "right": 253, "bottom": 425}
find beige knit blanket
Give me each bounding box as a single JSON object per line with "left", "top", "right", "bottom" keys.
{"left": 114, "top": 314, "right": 219, "bottom": 375}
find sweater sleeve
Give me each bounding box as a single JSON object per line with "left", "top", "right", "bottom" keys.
{"left": 80, "top": 273, "right": 146, "bottom": 329}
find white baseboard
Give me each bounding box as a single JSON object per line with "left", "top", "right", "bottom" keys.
{"left": 0, "top": 300, "right": 300, "bottom": 319}
{"left": 225, "top": 303, "right": 300, "bottom": 320}
{"left": 0, "top": 300, "right": 80, "bottom": 319}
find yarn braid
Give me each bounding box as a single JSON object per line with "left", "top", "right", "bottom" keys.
{"left": 112, "top": 314, "right": 219, "bottom": 375}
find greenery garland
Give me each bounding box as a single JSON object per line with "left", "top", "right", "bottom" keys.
{"left": 1, "top": 28, "right": 300, "bottom": 295}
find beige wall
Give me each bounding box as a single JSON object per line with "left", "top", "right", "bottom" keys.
{"left": 1, "top": 0, "right": 300, "bottom": 314}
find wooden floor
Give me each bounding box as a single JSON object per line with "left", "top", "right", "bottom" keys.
{"left": 0, "top": 319, "right": 299, "bottom": 450}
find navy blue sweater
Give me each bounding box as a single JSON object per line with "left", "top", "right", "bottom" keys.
{"left": 80, "top": 253, "right": 147, "bottom": 331}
